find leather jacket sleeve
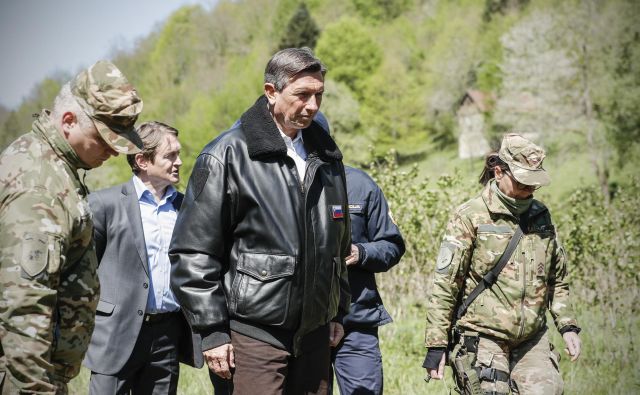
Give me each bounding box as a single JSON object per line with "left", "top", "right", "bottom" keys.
{"left": 169, "top": 153, "right": 233, "bottom": 351}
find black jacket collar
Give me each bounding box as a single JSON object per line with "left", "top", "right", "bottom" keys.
{"left": 240, "top": 95, "right": 342, "bottom": 162}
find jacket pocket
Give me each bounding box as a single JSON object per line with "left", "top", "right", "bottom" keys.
{"left": 530, "top": 233, "right": 553, "bottom": 283}
{"left": 234, "top": 253, "right": 296, "bottom": 326}
{"left": 95, "top": 300, "right": 115, "bottom": 316}
{"left": 474, "top": 225, "right": 516, "bottom": 279}
{"left": 549, "top": 342, "right": 561, "bottom": 371}
{"left": 326, "top": 257, "right": 341, "bottom": 321}
{"left": 474, "top": 345, "right": 495, "bottom": 368}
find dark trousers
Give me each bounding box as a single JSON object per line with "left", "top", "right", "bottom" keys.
{"left": 89, "top": 313, "right": 183, "bottom": 395}
{"left": 331, "top": 327, "right": 383, "bottom": 395}
{"left": 211, "top": 327, "right": 331, "bottom": 395}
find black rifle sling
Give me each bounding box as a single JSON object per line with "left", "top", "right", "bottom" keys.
{"left": 454, "top": 222, "right": 525, "bottom": 322}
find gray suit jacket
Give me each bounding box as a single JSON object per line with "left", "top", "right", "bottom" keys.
{"left": 83, "top": 180, "right": 203, "bottom": 375}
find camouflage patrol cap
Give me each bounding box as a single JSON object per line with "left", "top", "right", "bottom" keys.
{"left": 498, "top": 133, "right": 550, "bottom": 186}
{"left": 71, "top": 60, "right": 143, "bottom": 154}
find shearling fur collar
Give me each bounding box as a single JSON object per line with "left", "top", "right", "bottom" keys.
{"left": 240, "top": 95, "right": 343, "bottom": 162}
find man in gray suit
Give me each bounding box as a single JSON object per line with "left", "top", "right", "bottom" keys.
{"left": 84, "top": 121, "right": 202, "bottom": 394}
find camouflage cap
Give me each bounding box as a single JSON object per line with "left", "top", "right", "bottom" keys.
{"left": 498, "top": 133, "right": 550, "bottom": 186}
{"left": 71, "top": 60, "right": 143, "bottom": 154}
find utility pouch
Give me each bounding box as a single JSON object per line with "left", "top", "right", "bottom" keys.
{"left": 449, "top": 331, "right": 484, "bottom": 395}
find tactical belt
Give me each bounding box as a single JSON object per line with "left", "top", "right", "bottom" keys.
{"left": 475, "top": 367, "right": 510, "bottom": 383}
{"left": 450, "top": 332, "right": 517, "bottom": 395}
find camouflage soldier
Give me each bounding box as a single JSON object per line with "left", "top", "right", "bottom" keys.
{"left": 0, "top": 61, "right": 143, "bottom": 394}
{"left": 423, "top": 134, "right": 581, "bottom": 394}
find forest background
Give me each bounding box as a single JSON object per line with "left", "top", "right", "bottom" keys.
{"left": 1, "top": 0, "right": 638, "bottom": 393}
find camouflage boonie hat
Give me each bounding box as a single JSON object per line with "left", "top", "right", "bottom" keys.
{"left": 71, "top": 60, "right": 143, "bottom": 154}
{"left": 498, "top": 133, "right": 550, "bottom": 186}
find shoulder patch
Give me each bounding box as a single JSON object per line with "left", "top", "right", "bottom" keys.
{"left": 436, "top": 242, "right": 455, "bottom": 274}
{"left": 21, "top": 233, "right": 49, "bottom": 278}
{"left": 190, "top": 168, "right": 210, "bottom": 201}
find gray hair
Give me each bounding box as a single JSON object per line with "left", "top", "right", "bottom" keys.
{"left": 264, "top": 47, "right": 326, "bottom": 92}
{"left": 51, "top": 83, "right": 94, "bottom": 131}
{"left": 127, "top": 121, "right": 179, "bottom": 174}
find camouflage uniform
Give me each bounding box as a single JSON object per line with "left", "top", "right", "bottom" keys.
{"left": 425, "top": 134, "right": 579, "bottom": 394}
{"left": 0, "top": 61, "right": 142, "bottom": 395}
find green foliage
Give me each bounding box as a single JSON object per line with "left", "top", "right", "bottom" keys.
{"left": 271, "top": 0, "right": 305, "bottom": 40}
{"left": 139, "top": 5, "right": 211, "bottom": 124}
{"left": 426, "top": 112, "right": 457, "bottom": 150}
{"left": 315, "top": 17, "right": 382, "bottom": 96}
{"left": 351, "top": 0, "right": 413, "bottom": 23}
{"left": 277, "top": 2, "right": 320, "bottom": 50}
{"left": 598, "top": 3, "right": 640, "bottom": 159}
{"left": 367, "top": 151, "right": 477, "bottom": 300}
{"left": 359, "top": 63, "right": 429, "bottom": 156}
{"left": 0, "top": 78, "right": 64, "bottom": 149}
{"left": 483, "top": 0, "right": 529, "bottom": 22}
{"left": 416, "top": 1, "right": 485, "bottom": 115}
{"left": 556, "top": 179, "right": 640, "bottom": 304}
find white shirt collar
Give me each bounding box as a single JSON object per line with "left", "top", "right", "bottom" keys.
{"left": 132, "top": 175, "right": 177, "bottom": 204}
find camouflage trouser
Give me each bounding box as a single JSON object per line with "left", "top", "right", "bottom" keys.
{"left": 473, "top": 329, "right": 563, "bottom": 395}
{"left": 0, "top": 354, "right": 66, "bottom": 395}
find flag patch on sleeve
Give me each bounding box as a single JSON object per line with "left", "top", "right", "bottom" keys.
{"left": 331, "top": 205, "right": 344, "bottom": 219}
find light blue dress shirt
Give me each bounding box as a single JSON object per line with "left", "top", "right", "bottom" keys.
{"left": 132, "top": 175, "right": 181, "bottom": 314}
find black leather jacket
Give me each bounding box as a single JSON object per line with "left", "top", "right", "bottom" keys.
{"left": 169, "top": 96, "right": 351, "bottom": 356}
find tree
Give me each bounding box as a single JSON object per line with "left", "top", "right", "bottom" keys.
{"left": 494, "top": 10, "right": 581, "bottom": 139}
{"left": 278, "top": 3, "right": 320, "bottom": 50}
{"left": 315, "top": 17, "right": 382, "bottom": 97}
{"left": 0, "top": 77, "right": 63, "bottom": 150}
{"left": 351, "top": 0, "right": 412, "bottom": 23}
{"left": 494, "top": 1, "right": 640, "bottom": 204}
{"left": 359, "top": 61, "right": 429, "bottom": 156}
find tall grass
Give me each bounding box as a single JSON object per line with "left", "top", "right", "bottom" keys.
{"left": 68, "top": 296, "right": 640, "bottom": 394}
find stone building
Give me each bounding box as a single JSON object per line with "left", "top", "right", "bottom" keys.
{"left": 457, "top": 90, "right": 491, "bottom": 159}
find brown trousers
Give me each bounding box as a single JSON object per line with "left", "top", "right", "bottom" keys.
{"left": 222, "top": 328, "right": 331, "bottom": 395}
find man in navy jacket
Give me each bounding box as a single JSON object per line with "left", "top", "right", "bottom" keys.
{"left": 332, "top": 166, "right": 405, "bottom": 394}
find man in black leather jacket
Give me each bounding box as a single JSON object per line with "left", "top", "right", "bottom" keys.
{"left": 169, "top": 47, "right": 351, "bottom": 395}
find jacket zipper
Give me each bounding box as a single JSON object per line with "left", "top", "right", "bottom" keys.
{"left": 292, "top": 155, "right": 324, "bottom": 356}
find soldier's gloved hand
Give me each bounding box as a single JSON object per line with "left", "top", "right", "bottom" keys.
{"left": 562, "top": 331, "right": 581, "bottom": 362}
{"left": 204, "top": 343, "right": 235, "bottom": 379}
{"left": 427, "top": 352, "right": 446, "bottom": 380}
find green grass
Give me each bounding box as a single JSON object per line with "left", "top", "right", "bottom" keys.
{"left": 69, "top": 298, "right": 639, "bottom": 394}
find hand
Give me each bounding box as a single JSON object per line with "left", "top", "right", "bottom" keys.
{"left": 204, "top": 343, "right": 235, "bottom": 379}
{"left": 562, "top": 331, "right": 581, "bottom": 362}
{"left": 329, "top": 322, "right": 344, "bottom": 347}
{"left": 427, "top": 352, "right": 446, "bottom": 380}
{"left": 345, "top": 244, "right": 359, "bottom": 266}
{"left": 52, "top": 378, "right": 68, "bottom": 395}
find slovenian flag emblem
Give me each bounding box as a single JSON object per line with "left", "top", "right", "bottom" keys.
{"left": 331, "top": 205, "right": 344, "bottom": 219}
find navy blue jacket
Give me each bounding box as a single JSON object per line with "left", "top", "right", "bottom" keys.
{"left": 343, "top": 166, "right": 405, "bottom": 329}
